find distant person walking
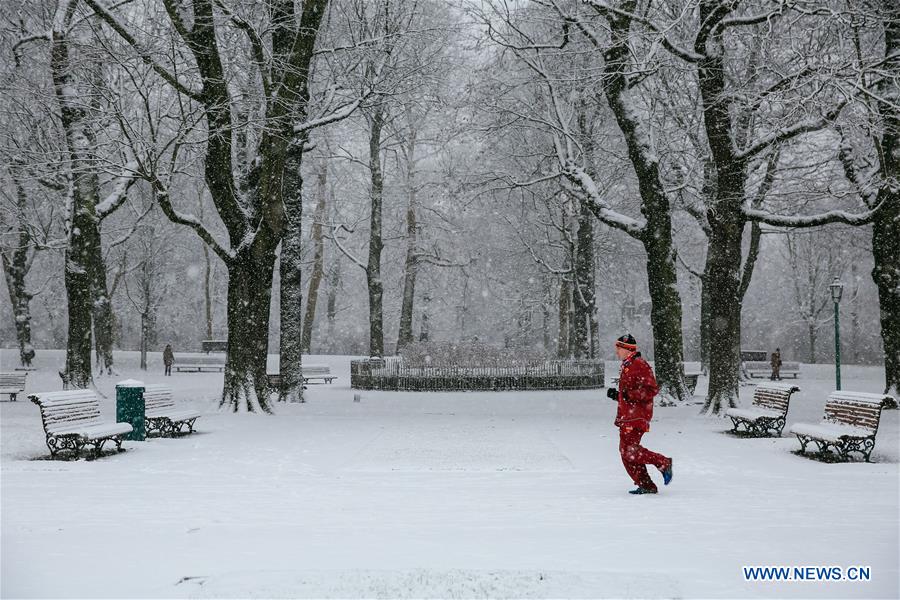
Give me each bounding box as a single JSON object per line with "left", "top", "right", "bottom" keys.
{"left": 163, "top": 344, "right": 175, "bottom": 376}
{"left": 770, "top": 348, "right": 782, "bottom": 381}
{"left": 606, "top": 334, "right": 673, "bottom": 495}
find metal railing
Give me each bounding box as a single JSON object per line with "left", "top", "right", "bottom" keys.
{"left": 350, "top": 357, "right": 604, "bottom": 391}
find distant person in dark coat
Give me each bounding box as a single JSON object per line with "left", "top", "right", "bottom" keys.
{"left": 163, "top": 344, "right": 175, "bottom": 376}
{"left": 770, "top": 348, "right": 782, "bottom": 381}
{"left": 606, "top": 334, "right": 673, "bottom": 495}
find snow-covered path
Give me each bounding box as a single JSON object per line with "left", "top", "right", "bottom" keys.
{"left": 1, "top": 351, "right": 897, "bottom": 598}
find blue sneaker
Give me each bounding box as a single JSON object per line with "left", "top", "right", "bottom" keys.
{"left": 628, "top": 487, "right": 658, "bottom": 495}
{"left": 661, "top": 459, "right": 673, "bottom": 486}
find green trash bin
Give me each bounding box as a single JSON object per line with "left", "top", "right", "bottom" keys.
{"left": 116, "top": 379, "right": 146, "bottom": 441}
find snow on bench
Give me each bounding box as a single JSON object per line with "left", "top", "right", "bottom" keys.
{"left": 174, "top": 355, "right": 225, "bottom": 373}
{"left": 29, "top": 390, "right": 132, "bottom": 459}
{"left": 725, "top": 382, "right": 799, "bottom": 437}
{"left": 1, "top": 372, "right": 27, "bottom": 402}
{"left": 788, "top": 390, "right": 894, "bottom": 462}
{"left": 143, "top": 384, "right": 201, "bottom": 436}
{"left": 744, "top": 361, "right": 801, "bottom": 379}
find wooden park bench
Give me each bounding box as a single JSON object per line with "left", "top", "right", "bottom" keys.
{"left": 725, "top": 382, "right": 800, "bottom": 436}
{"left": 743, "top": 360, "right": 801, "bottom": 379}
{"left": 302, "top": 364, "right": 337, "bottom": 384}
{"left": 682, "top": 362, "right": 701, "bottom": 394}
{"left": 29, "top": 390, "right": 132, "bottom": 459}
{"left": 0, "top": 372, "right": 27, "bottom": 402}
{"left": 201, "top": 339, "right": 228, "bottom": 353}
{"left": 174, "top": 355, "right": 226, "bottom": 373}
{"left": 266, "top": 365, "right": 335, "bottom": 397}
{"left": 789, "top": 390, "right": 894, "bottom": 462}
{"left": 143, "top": 384, "right": 202, "bottom": 436}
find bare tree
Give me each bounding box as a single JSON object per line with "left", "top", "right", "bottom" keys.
{"left": 301, "top": 159, "right": 329, "bottom": 354}
{"left": 87, "top": 0, "right": 380, "bottom": 409}
{"left": 123, "top": 221, "right": 171, "bottom": 370}
{"left": 783, "top": 230, "right": 849, "bottom": 364}
{"left": 837, "top": 1, "right": 899, "bottom": 395}
{"left": 483, "top": 1, "right": 690, "bottom": 400}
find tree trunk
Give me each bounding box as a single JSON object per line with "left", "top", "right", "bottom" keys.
{"left": 366, "top": 108, "right": 386, "bottom": 357}
{"left": 225, "top": 249, "right": 278, "bottom": 412}
{"left": 1, "top": 175, "right": 35, "bottom": 367}
{"left": 558, "top": 277, "right": 571, "bottom": 358}
{"left": 643, "top": 221, "right": 689, "bottom": 403}
{"left": 808, "top": 323, "right": 817, "bottom": 364}
{"left": 696, "top": 2, "right": 745, "bottom": 414}
{"left": 91, "top": 240, "right": 115, "bottom": 375}
{"left": 64, "top": 244, "right": 94, "bottom": 389}
{"left": 872, "top": 7, "right": 900, "bottom": 396}
{"left": 873, "top": 191, "right": 900, "bottom": 396}
{"left": 572, "top": 203, "right": 595, "bottom": 358}
{"left": 278, "top": 139, "right": 306, "bottom": 403}
{"left": 1, "top": 254, "right": 34, "bottom": 367}
{"left": 601, "top": 4, "right": 688, "bottom": 401}
{"left": 326, "top": 254, "right": 341, "bottom": 354}
{"left": 699, "top": 256, "right": 712, "bottom": 374}
{"left": 301, "top": 162, "right": 328, "bottom": 354}
{"left": 51, "top": 1, "right": 96, "bottom": 389}
{"left": 397, "top": 129, "right": 419, "bottom": 352}
{"left": 140, "top": 312, "right": 149, "bottom": 370}
{"left": 203, "top": 244, "right": 213, "bottom": 339}
{"left": 397, "top": 224, "right": 418, "bottom": 351}
{"left": 542, "top": 299, "right": 552, "bottom": 352}
{"left": 702, "top": 202, "right": 745, "bottom": 414}
{"left": 419, "top": 294, "right": 431, "bottom": 342}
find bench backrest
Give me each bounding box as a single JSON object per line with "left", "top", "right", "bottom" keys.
{"left": 178, "top": 355, "right": 226, "bottom": 366}
{"left": 0, "top": 372, "right": 27, "bottom": 389}
{"left": 744, "top": 360, "right": 800, "bottom": 371}
{"left": 302, "top": 364, "right": 330, "bottom": 375}
{"left": 29, "top": 390, "right": 103, "bottom": 433}
{"left": 681, "top": 362, "right": 702, "bottom": 376}
{"left": 752, "top": 382, "right": 800, "bottom": 413}
{"left": 743, "top": 361, "right": 772, "bottom": 370}
{"left": 143, "top": 384, "right": 175, "bottom": 411}
{"left": 823, "top": 391, "right": 891, "bottom": 434}
{"left": 201, "top": 340, "right": 228, "bottom": 352}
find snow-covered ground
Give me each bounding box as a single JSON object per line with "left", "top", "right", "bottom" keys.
{"left": 1, "top": 349, "right": 897, "bottom": 599}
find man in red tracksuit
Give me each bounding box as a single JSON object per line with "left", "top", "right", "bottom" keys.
{"left": 606, "top": 334, "right": 673, "bottom": 495}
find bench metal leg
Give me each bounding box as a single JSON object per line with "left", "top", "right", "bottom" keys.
{"left": 71, "top": 439, "right": 85, "bottom": 460}
{"left": 772, "top": 417, "right": 786, "bottom": 437}
{"left": 91, "top": 438, "right": 107, "bottom": 458}
{"left": 46, "top": 435, "right": 60, "bottom": 458}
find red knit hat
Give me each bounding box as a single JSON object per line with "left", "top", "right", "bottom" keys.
{"left": 615, "top": 333, "right": 637, "bottom": 351}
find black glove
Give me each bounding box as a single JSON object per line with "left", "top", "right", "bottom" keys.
{"left": 606, "top": 387, "right": 619, "bottom": 401}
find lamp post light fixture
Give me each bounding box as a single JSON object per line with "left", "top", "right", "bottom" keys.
{"left": 829, "top": 277, "right": 844, "bottom": 390}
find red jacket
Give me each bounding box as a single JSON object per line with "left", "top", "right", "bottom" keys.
{"left": 615, "top": 351, "right": 658, "bottom": 431}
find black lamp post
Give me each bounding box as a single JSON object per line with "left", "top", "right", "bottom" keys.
{"left": 829, "top": 277, "right": 844, "bottom": 390}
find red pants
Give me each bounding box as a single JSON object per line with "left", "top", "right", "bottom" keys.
{"left": 619, "top": 426, "right": 669, "bottom": 491}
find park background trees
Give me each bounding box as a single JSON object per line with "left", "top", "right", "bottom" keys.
{"left": 1, "top": 0, "right": 896, "bottom": 404}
